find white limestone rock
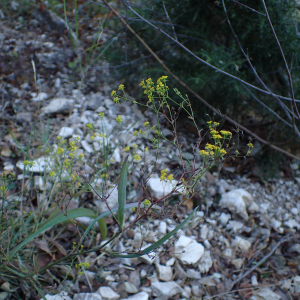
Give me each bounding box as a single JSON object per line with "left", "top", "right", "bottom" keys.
{"left": 31, "top": 92, "right": 48, "bottom": 102}
{"left": 17, "top": 156, "right": 53, "bottom": 173}
{"left": 16, "top": 112, "right": 32, "bottom": 123}
{"left": 41, "top": 98, "right": 74, "bottom": 115}
{"left": 74, "top": 293, "right": 102, "bottom": 300}
{"left": 232, "top": 236, "right": 251, "bottom": 251}
{"left": 97, "top": 287, "right": 120, "bottom": 300}
{"left": 174, "top": 236, "right": 204, "bottom": 264}
{"left": 59, "top": 127, "right": 74, "bottom": 139}
{"left": 156, "top": 264, "right": 173, "bottom": 281}
{"left": 147, "top": 177, "right": 183, "bottom": 199}
{"left": 219, "top": 212, "right": 231, "bottom": 226}
{"left": 81, "top": 140, "right": 94, "bottom": 153}
{"left": 124, "top": 282, "right": 138, "bottom": 294}
{"left": 226, "top": 220, "right": 244, "bottom": 232}
{"left": 284, "top": 219, "right": 300, "bottom": 230}
{"left": 45, "top": 291, "right": 72, "bottom": 300}
{"left": 151, "top": 281, "right": 183, "bottom": 299}
{"left": 198, "top": 250, "right": 213, "bottom": 273}
{"left": 219, "top": 188, "right": 254, "bottom": 220}
{"left": 158, "top": 221, "right": 167, "bottom": 234}
{"left": 232, "top": 258, "right": 244, "bottom": 269}
{"left": 250, "top": 288, "right": 281, "bottom": 300}
{"left": 121, "top": 292, "right": 149, "bottom": 300}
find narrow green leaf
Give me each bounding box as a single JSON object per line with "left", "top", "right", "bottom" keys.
{"left": 98, "top": 218, "right": 107, "bottom": 240}
{"left": 118, "top": 156, "right": 129, "bottom": 231}
{"left": 31, "top": 282, "right": 47, "bottom": 300}
{"left": 9, "top": 208, "right": 95, "bottom": 260}
{"left": 109, "top": 207, "right": 199, "bottom": 258}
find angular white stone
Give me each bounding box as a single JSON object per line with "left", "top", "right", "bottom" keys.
{"left": 158, "top": 221, "right": 167, "bottom": 234}
{"left": 40, "top": 98, "right": 74, "bottom": 114}
{"left": 151, "top": 281, "right": 182, "bottom": 299}
{"left": 147, "top": 177, "right": 183, "bottom": 199}
{"left": 31, "top": 92, "right": 48, "bottom": 102}
{"left": 81, "top": 140, "right": 94, "bottom": 153}
{"left": 124, "top": 282, "right": 138, "bottom": 294}
{"left": 122, "top": 292, "right": 149, "bottom": 300}
{"left": 74, "top": 293, "right": 103, "bottom": 300}
{"left": 166, "top": 257, "right": 175, "bottom": 266}
{"left": 232, "top": 236, "right": 251, "bottom": 251}
{"left": 219, "top": 212, "right": 231, "bottom": 225}
{"left": 250, "top": 288, "right": 281, "bottom": 300}
{"left": 270, "top": 219, "right": 282, "bottom": 231}
{"left": 248, "top": 201, "right": 259, "bottom": 213}
{"left": 220, "top": 188, "right": 253, "bottom": 220}
{"left": 226, "top": 220, "right": 244, "bottom": 232}
{"left": 59, "top": 127, "right": 74, "bottom": 139}
{"left": 45, "top": 291, "right": 72, "bottom": 300}
{"left": 251, "top": 275, "right": 258, "bottom": 286}
{"left": 198, "top": 251, "right": 213, "bottom": 273}
{"left": 186, "top": 269, "right": 201, "bottom": 279}
{"left": 97, "top": 287, "right": 120, "bottom": 300}
{"left": 156, "top": 264, "right": 173, "bottom": 281}
{"left": 284, "top": 219, "right": 300, "bottom": 230}
{"left": 232, "top": 258, "right": 244, "bottom": 269}
{"left": 174, "top": 236, "right": 204, "bottom": 264}
{"left": 17, "top": 156, "right": 53, "bottom": 173}
{"left": 111, "top": 148, "right": 121, "bottom": 163}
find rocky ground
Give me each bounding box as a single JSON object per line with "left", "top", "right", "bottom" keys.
{"left": 1, "top": 3, "right": 300, "bottom": 300}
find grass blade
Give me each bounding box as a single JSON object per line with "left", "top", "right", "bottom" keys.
{"left": 118, "top": 156, "right": 129, "bottom": 231}
{"left": 9, "top": 208, "right": 95, "bottom": 260}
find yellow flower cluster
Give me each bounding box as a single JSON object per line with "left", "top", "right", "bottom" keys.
{"left": 133, "top": 129, "right": 145, "bottom": 136}
{"left": 143, "top": 199, "right": 151, "bottom": 207}
{"left": 199, "top": 121, "right": 232, "bottom": 159}
{"left": 22, "top": 160, "right": 35, "bottom": 168}
{"left": 63, "top": 159, "right": 71, "bottom": 169}
{"left": 133, "top": 154, "right": 141, "bottom": 161}
{"left": 139, "top": 76, "right": 169, "bottom": 104}
{"left": 116, "top": 115, "right": 123, "bottom": 124}
{"left": 156, "top": 76, "right": 169, "bottom": 95}
{"left": 56, "top": 148, "right": 64, "bottom": 155}
{"left": 160, "top": 169, "right": 173, "bottom": 181}
{"left": 86, "top": 123, "right": 93, "bottom": 130}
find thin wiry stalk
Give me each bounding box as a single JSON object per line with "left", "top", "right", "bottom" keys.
{"left": 261, "top": 0, "right": 300, "bottom": 120}
{"left": 121, "top": 0, "right": 300, "bottom": 103}
{"left": 222, "top": 0, "right": 300, "bottom": 137}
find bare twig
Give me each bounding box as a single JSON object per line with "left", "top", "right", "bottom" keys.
{"left": 102, "top": 0, "right": 300, "bottom": 161}
{"left": 162, "top": 1, "right": 178, "bottom": 41}
{"left": 231, "top": 0, "right": 266, "bottom": 16}
{"left": 261, "top": 0, "right": 300, "bottom": 119}
{"left": 228, "top": 234, "right": 292, "bottom": 290}
{"left": 120, "top": 0, "right": 300, "bottom": 103}
{"left": 222, "top": 0, "right": 300, "bottom": 138}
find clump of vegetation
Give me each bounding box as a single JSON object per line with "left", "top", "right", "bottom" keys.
{"left": 0, "top": 75, "right": 252, "bottom": 298}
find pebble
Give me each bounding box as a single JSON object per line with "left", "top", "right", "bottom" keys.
{"left": 74, "top": 293, "right": 103, "bottom": 300}
{"left": 174, "top": 236, "right": 204, "bottom": 264}
{"left": 58, "top": 126, "right": 74, "bottom": 138}
{"left": 151, "top": 281, "right": 182, "bottom": 299}
{"left": 156, "top": 264, "right": 173, "bottom": 281}
{"left": 219, "top": 189, "right": 253, "bottom": 220}
{"left": 97, "top": 287, "right": 120, "bottom": 300}
{"left": 40, "top": 98, "right": 74, "bottom": 115}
